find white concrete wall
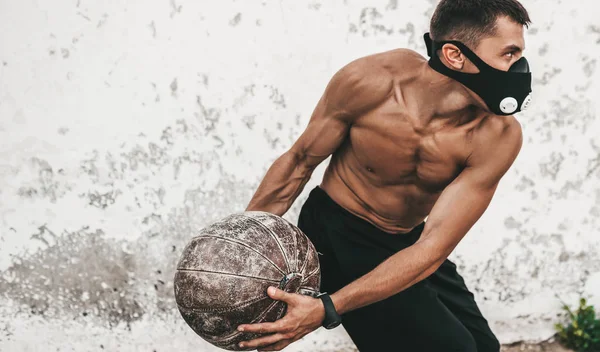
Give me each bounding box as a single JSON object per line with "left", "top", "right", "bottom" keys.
{"left": 1, "top": 0, "right": 599, "bottom": 350}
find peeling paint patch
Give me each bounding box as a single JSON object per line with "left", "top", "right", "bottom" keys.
{"left": 148, "top": 21, "right": 157, "bottom": 38}
{"left": 229, "top": 13, "right": 241, "bottom": 26}
{"left": 351, "top": 7, "right": 394, "bottom": 36}
{"left": 268, "top": 87, "right": 286, "bottom": 109}
{"left": 17, "top": 158, "right": 70, "bottom": 202}
{"left": 97, "top": 13, "right": 109, "bottom": 28}
{"left": 539, "top": 152, "right": 564, "bottom": 180}
{"left": 308, "top": 2, "right": 321, "bottom": 10}
{"left": 589, "top": 25, "right": 600, "bottom": 43}
{"left": 86, "top": 189, "right": 121, "bottom": 209}
{"left": 170, "top": 78, "right": 178, "bottom": 96}
{"left": 504, "top": 217, "right": 522, "bottom": 230}
{"left": 0, "top": 228, "right": 144, "bottom": 327}
{"left": 515, "top": 176, "right": 535, "bottom": 191}
{"left": 170, "top": 0, "right": 182, "bottom": 18}
{"left": 582, "top": 58, "right": 597, "bottom": 77}
{"left": 77, "top": 12, "right": 91, "bottom": 22}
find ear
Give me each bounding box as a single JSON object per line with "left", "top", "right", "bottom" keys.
{"left": 440, "top": 43, "right": 465, "bottom": 70}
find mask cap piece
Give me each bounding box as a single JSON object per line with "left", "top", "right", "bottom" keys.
{"left": 499, "top": 97, "right": 518, "bottom": 114}
{"left": 521, "top": 93, "right": 532, "bottom": 111}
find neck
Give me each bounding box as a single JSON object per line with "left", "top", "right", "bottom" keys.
{"left": 417, "top": 61, "right": 485, "bottom": 122}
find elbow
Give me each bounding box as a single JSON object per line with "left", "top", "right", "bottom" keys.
{"left": 422, "top": 248, "right": 448, "bottom": 280}
{"left": 287, "top": 147, "right": 306, "bottom": 164}
{"left": 417, "top": 235, "right": 453, "bottom": 271}
{"left": 287, "top": 147, "right": 316, "bottom": 177}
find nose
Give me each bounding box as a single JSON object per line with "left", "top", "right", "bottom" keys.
{"left": 509, "top": 57, "right": 530, "bottom": 73}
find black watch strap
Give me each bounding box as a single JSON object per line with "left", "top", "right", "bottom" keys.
{"left": 318, "top": 293, "right": 342, "bottom": 329}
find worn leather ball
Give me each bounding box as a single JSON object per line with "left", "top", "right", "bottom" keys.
{"left": 174, "top": 211, "right": 321, "bottom": 351}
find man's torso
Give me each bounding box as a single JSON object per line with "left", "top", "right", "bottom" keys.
{"left": 320, "top": 49, "right": 513, "bottom": 234}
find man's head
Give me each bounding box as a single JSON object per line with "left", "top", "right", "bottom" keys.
{"left": 430, "top": 0, "right": 531, "bottom": 72}
{"left": 425, "top": 0, "right": 533, "bottom": 116}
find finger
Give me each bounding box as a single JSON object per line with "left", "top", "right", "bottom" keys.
{"left": 266, "top": 286, "right": 297, "bottom": 304}
{"left": 238, "top": 333, "right": 288, "bottom": 349}
{"left": 238, "top": 319, "right": 289, "bottom": 334}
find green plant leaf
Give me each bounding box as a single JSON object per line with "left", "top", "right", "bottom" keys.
{"left": 555, "top": 297, "right": 600, "bottom": 352}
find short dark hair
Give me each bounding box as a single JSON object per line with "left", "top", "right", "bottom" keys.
{"left": 430, "top": 0, "right": 531, "bottom": 48}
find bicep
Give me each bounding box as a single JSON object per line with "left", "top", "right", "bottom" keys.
{"left": 290, "top": 102, "right": 350, "bottom": 168}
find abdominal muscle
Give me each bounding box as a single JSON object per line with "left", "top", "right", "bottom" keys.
{"left": 319, "top": 153, "right": 443, "bottom": 235}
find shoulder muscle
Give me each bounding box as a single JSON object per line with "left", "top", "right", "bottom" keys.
{"left": 466, "top": 116, "right": 523, "bottom": 188}
{"left": 324, "top": 55, "right": 394, "bottom": 118}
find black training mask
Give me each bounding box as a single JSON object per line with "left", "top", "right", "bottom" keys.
{"left": 424, "top": 33, "right": 532, "bottom": 116}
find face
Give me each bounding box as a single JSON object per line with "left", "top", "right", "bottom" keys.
{"left": 467, "top": 16, "right": 526, "bottom": 73}
{"left": 439, "top": 16, "right": 529, "bottom": 112}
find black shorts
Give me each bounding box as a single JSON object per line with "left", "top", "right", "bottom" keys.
{"left": 297, "top": 187, "right": 500, "bottom": 352}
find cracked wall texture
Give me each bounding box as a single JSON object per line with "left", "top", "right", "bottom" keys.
{"left": 1, "top": 0, "right": 599, "bottom": 350}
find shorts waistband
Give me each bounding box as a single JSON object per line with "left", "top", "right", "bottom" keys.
{"left": 306, "top": 186, "right": 425, "bottom": 237}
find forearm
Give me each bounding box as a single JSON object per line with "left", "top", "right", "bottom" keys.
{"left": 330, "top": 239, "right": 445, "bottom": 315}
{"left": 246, "top": 150, "right": 314, "bottom": 216}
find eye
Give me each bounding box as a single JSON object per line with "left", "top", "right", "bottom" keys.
{"left": 505, "top": 52, "right": 515, "bottom": 58}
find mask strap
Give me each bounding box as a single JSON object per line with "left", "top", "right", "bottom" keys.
{"left": 424, "top": 33, "right": 491, "bottom": 71}
{"left": 424, "top": 33, "right": 434, "bottom": 57}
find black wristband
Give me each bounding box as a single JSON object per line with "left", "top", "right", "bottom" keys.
{"left": 317, "top": 293, "right": 342, "bottom": 329}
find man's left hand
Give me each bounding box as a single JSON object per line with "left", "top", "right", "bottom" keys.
{"left": 237, "top": 286, "right": 325, "bottom": 351}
